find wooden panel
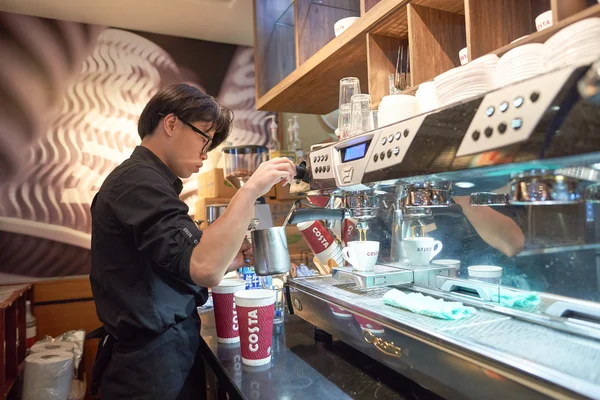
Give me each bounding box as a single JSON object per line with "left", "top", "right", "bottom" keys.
{"left": 254, "top": 0, "right": 296, "bottom": 97}
{"left": 490, "top": 3, "right": 600, "bottom": 57}
{"left": 551, "top": 0, "right": 591, "bottom": 21}
{"left": 296, "top": 0, "right": 360, "bottom": 65}
{"left": 367, "top": 34, "right": 408, "bottom": 107}
{"left": 362, "top": 0, "right": 382, "bottom": 14}
{"left": 408, "top": 4, "right": 466, "bottom": 85}
{"left": 5, "top": 307, "right": 17, "bottom": 379}
{"left": 465, "top": 0, "right": 536, "bottom": 59}
{"left": 0, "top": 309, "right": 5, "bottom": 399}
{"left": 33, "top": 276, "right": 92, "bottom": 303}
{"left": 532, "top": 0, "right": 552, "bottom": 18}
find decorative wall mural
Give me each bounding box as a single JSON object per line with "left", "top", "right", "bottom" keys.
{"left": 0, "top": 12, "right": 272, "bottom": 280}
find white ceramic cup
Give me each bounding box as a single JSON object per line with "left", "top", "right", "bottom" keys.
{"left": 535, "top": 10, "right": 553, "bottom": 31}
{"left": 334, "top": 17, "right": 360, "bottom": 37}
{"left": 342, "top": 241, "right": 379, "bottom": 272}
{"left": 459, "top": 47, "right": 468, "bottom": 65}
{"left": 403, "top": 237, "right": 443, "bottom": 266}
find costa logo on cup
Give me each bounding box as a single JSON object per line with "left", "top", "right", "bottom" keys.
{"left": 298, "top": 221, "right": 334, "bottom": 254}
{"left": 312, "top": 226, "right": 330, "bottom": 248}
{"left": 366, "top": 251, "right": 379, "bottom": 257}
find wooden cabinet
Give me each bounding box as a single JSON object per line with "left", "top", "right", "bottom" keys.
{"left": 253, "top": 0, "right": 600, "bottom": 114}
{"left": 0, "top": 284, "right": 32, "bottom": 400}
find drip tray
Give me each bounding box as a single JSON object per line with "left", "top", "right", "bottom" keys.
{"left": 331, "top": 265, "right": 414, "bottom": 289}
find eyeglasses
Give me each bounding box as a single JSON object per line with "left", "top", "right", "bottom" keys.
{"left": 159, "top": 113, "right": 213, "bottom": 153}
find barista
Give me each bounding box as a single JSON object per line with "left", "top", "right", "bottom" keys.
{"left": 89, "top": 83, "right": 296, "bottom": 399}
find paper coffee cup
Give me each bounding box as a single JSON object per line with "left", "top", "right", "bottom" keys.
{"left": 234, "top": 289, "right": 276, "bottom": 366}
{"left": 213, "top": 279, "right": 247, "bottom": 343}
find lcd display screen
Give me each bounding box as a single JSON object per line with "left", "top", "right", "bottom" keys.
{"left": 342, "top": 142, "right": 368, "bottom": 162}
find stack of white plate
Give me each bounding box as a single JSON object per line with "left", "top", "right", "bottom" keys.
{"left": 543, "top": 17, "right": 600, "bottom": 71}
{"left": 378, "top": 95, "right": 418, "bottom": 126}
{"left": 415, "top": 82, "right": 439, "bottom": 113}
{"left": 471, "top": 54, "right": 500, "bottom": 88}
{"left": 496, "top": 43, "right": 544, "bottom": 87}
{"left": 434, "top": 63, "right": 493, "bottom": 107}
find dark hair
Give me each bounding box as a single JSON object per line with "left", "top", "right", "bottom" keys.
{"left": 138, "top": 83, "right": 233, "bottom": 150}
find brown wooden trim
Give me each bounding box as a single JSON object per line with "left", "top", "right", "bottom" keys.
{"left": 33, "top": 276, "right": 92, "bottom": 303}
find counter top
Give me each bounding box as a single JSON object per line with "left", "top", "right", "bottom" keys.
{"left": 198, "top": 309, "right": 442, "bottom": 400}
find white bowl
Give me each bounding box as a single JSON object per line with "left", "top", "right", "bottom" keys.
{"left": 334, "top": 17, "right": 359, "bottom": 37}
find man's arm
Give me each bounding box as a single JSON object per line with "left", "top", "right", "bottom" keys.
{"left": 189, "top": 157, "right": 296, "bottom": 287}
{"left": 453, "top": 195, "right": 525, "bottom": 257}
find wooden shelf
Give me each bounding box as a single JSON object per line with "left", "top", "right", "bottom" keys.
{"left": 255, "top": 0, "right": 464, "bottom": 114}
{"left": 254, "top": 0, "right": 598, "bottom": 115}
{"left": 490, "top": 2, "right": 600, "bottom": 57}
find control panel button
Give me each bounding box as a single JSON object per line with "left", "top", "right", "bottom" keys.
{"left": 498, "top": 122, "right": 507, "bottom": 134}
{"left": 395, "top": 132, "right": 401, "bottom": 140}
{"left": 513, "top": 96, "right": 524, "bottom": 108}
{"left": 393, "top": 147, "right": 399, "bottom": 156}
{"left": 315, "top": 167, "right": 321, "bottom": 173}
{"left": 380, "top": 151, "right": 385, "bottom": 160}
{"left": 485, "top": 106, "right": 495, "bottom": 116}
{"left": 313, "top": 156, "right": 317, "bottom": 163}
{"left": 326, "top": 165, "right": 330, "bottom": 172}
{"left": 373, "top": 154, "right": 378, "bottom": 162}
{"left": 485, "top": 127, "right": 493, "bottom": 138}
{"left": 530, "top": 91, "right": 540, "bottom": 102}
{"left": 472, "top": 130, "right": 481, "bottom": 141}
{"left": 324, "top": 155, "right": 328, "bottom": 161}
{"left": 499, "top": 102, "right": 509, "bottom": 112}
{"left": 511, "top": 118, "right": 523, "bottom": 130}
{"left": 381, "top": 137, "right": 387, "bottom": 145}
{"left": 403, "top": 129, "right": 409, "bottom": 137}
{"left": 387, "top": 149, "right": 392, "bottom": 158}
{"left": 388, "top": 134, "right": 394, "bottom": 143}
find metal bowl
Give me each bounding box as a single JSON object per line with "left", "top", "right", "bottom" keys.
{"left": 510, "top": 171, "right": 581, "bottom": 205}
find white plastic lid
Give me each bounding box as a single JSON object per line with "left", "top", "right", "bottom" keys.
{"left": 468, "top": 265, "right": 503, "bottom": 278}
{"left": 296, "top": 220, "right": 316, "bottom": 231}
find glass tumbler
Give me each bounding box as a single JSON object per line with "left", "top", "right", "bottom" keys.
{"left": 260, "top": 275, "right": 285, "bottom": 324}
{"left": 339, "top": 77, "right": 361, "bottom": 109}
{"left": 350, "top": 94, "right": 374, "bottom": 136}
{"left": 337, "top": 103, "right": 352, "bottom": 140}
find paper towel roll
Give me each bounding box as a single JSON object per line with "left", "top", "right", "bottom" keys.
{"left": 23, "top": 351, "right": 73, "bottom": 400}
{"left": 30, "top": 340, "right": 74, "bottom": 354}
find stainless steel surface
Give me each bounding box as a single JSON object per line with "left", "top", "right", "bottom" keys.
{"left": 510, "top": 171, "right": 581, "bottom": 205}
{"left": 399, "top": 184, "right": 454, "bottom": 208}
{"left": 251, "top": 227, "right": 291, "bottom": 276}
{"left": 469, "top": 192, "right": 510, "bottom": 206}
{"left": 289, "top": 277, "right": 600, "bottom": 399}
{"left": 331, "top": 265, "right": 414, "bottom": 289}
{"left": 206, "top": 204, "right": 228, "bottom": 225}
{"left": 344, "top": 191, "right": 379, "bottom": 220}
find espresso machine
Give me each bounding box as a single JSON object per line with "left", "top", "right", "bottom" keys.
{"left": 285, "top": 60, "right": 600, "bottom": 399}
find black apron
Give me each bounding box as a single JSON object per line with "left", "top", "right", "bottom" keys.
{"left": 89, "top": 315, "right": 205, "bottom": 400}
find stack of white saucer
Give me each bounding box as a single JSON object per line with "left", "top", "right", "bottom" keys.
{"left": 543, "top": 17, "right": 600, "bottom": 71}
{"left": 471, "top": 54, "right": 500, "bottom": 85}
{"left": 378, "top": 94, "right": 418, "bottom": 126}
{"left": 495, "top": 43, "right": 544, "bottom": 88}
{"left": 434, "top": 63, "right": 493, "bottom": 107}
{"left": 415, "top": 82, "right": 439, "bottom": 113}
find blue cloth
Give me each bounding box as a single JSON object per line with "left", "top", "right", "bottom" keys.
{"left": 382, "top": 289, "right": 476, "bottom": 320}
{"left": 491, "top": 292, "right": 540, "bottom": 308}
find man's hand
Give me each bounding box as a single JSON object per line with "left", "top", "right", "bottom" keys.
{"left": 241, "top": 157, "right": 296, "bottom": 199}
{"left": 227, "top": 239, "right": 253, "bottom": 272}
